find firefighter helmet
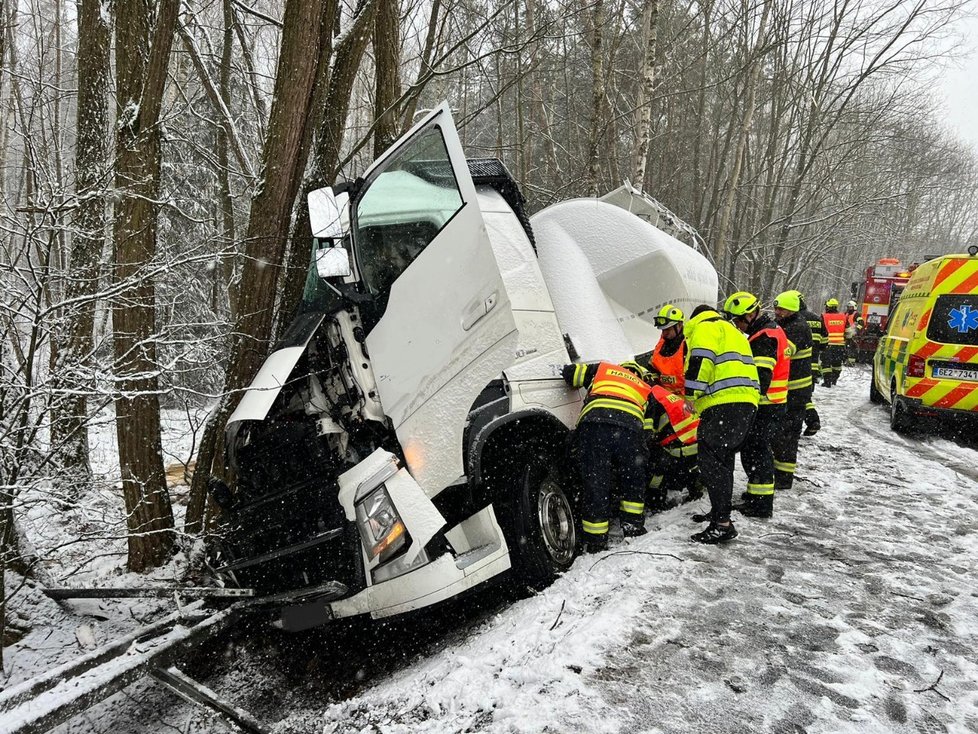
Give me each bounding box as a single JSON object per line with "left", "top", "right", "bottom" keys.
{"left": 653, "top": 304, "right": 684, "bottom": 329}
{"left": 847, "top": 299, "right": 857, "bottom": 309}
{"left": 722, "top": 291, "right": 760, "bottom": 318}
{"left": 825, "top": 298, "right": 840, "bottom": 310}
{"left": 620, "top": 360, "right": 652, "bottom": 382}
{"left": 773, "top": 291, "right": 801, "bottom": 313}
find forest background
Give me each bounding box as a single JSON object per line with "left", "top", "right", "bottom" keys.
{"left": 2, "top": 0, "right": 977, "bottom": 665}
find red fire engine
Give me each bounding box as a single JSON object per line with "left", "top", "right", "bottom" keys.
{"left": 849, "top": 258, "right": 915, "bottom": 362}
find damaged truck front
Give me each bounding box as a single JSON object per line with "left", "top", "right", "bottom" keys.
{"left": 211, "top": 104, "right": 717, "bottom": 631}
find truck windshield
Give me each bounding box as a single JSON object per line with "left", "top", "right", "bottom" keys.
{"left": 353, "top": 126, "right": 464, "bottom": 298}
{"left": 926, "top": 295, "right": 978, "bottom": 346}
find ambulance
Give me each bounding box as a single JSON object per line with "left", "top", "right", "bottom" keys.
{"left": 871, "top": 248, "right": 978, "bottom": 432}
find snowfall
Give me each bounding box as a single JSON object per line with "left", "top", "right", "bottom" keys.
{"left": 2, "top": 365, "right": 977, "bottom": 734}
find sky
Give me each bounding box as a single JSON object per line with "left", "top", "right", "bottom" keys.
{"left": 940, "top": 12, "right": 978, "bottom": 150}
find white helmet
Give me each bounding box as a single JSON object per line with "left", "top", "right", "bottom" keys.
{"left": 847, "top": 300, "right": 857, "bottom": 309}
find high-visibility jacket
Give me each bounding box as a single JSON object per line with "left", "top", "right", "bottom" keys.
{"left": 644, "top": 384, "right": 699, "bottom": 457}
{"left": 648, "top": 336, "right": 686, "bottom": 395}
{"left": 823, "top": 312, "right": 847, "bottom": 346}
{"left": 801, "top": 307, "right": 827, "bottom": 375}
{"left": 776, "top": 312, "right": 814, "bottom": 401}
{"left": 562, "top": 361, "right": 653, "bottom": 428}
{"left": 683, "top": 310, "right": 760, "bottom": 413}
{"left": 747, "top": 313, "right": 789, "bottom": 406}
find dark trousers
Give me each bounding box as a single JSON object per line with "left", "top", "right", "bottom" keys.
{"left": 698, "top": 403, "right": 755, "bottom": 524}
{"left": 577, "top": 421, "right": 649, "bottom": 537}
{"left": 772, "top": 396, "right": 807, "bottom": 488}
{"left": 821, "top": 345, "right": 844, "bottom": 385}
{"left": 741, "top": 403, "right": 786, "bottom": 496}
{"left": 647, "top": 449, "right": 699, "bottom": 508}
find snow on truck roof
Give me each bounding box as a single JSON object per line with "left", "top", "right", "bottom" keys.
{"left": 531, "top": 198, "right": 718, "bottom": 362}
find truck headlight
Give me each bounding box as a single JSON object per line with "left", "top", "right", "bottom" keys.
{"left": 355, "top": 486, "right": 407, "bottom": 561}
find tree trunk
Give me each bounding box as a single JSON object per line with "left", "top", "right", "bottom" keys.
{"left": 712, "top": 0, "right": 770, "bottom": 273}
{"left": 372, "top": 0, "right": 402, "bottom": 158}
{"left": 49, "top": 0, "right": 110, "bottom": 485}
{"left": 585, "top": 0, "right": 606, "bottom": 196}
{"left": 112, "top": 0, "right": 179, "bottom": 572}
{"left": 631, "top": 0, "right": 659, "bottom": 188}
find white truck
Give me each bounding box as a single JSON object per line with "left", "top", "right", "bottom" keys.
{"left": 212, "top": 104, "right": 717, "bottom": 630}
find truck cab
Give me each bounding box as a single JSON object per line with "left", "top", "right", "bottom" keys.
{"left": 213, "top": 104, "right": 717, "bottom": 630}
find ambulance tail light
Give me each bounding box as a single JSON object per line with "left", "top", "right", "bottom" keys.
{"left": 906, "top": 355, "right": 926, "bottom": 378}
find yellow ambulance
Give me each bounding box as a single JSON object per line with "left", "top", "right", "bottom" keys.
{"left": 871, "top": 248, "right": 978, "bottom": 432}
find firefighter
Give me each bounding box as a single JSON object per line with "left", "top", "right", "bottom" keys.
{"left": 771, "top": 291, "right": 813, "bottom": 491}
{"left": 562, "top": 360, "right": 654, "bottom": 552}
{"left": 722, "top": 292, "right": 789, "bottom": 518}
{"left": 792, "top": 291, "right": 826, "bottom": 436}
{"left": 821, "top": 298, "right": 847, "bottom": 387}
{"left": 644, "top": 381, "right": 700, "bottom": 514}
{"left": 684, "top": 305, "right": 759, "bottom": 544}
{"left": 645, "top": 304, "right": 687, "bottom": 395}
{"left": 844, "top": 300, "right": 863, "bottom": 365}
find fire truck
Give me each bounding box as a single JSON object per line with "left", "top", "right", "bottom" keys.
{"left": 849, "top": 258, "right": 915, "bottom": 362}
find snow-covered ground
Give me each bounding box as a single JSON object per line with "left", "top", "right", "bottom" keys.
{"left": 4, "top": 368, "right": 978, "bottom": 733}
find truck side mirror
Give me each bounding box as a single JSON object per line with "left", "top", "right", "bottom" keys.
{"left": 316, "top": 246, "right": 352, "bottom": 279}
{"left": 309, "top": 186, "right": 350, "bottom": 240}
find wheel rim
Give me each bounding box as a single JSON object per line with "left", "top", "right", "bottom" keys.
{"left": 535, "top": 478, "right": 576, "bottom": 566}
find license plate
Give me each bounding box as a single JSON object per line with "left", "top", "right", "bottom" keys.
{"left": 932, "top": 365, "right": 978, "bottom": 381}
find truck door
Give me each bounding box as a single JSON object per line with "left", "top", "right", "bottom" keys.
{"left": 352, "top": 104, "right": 518, "bottom": 495}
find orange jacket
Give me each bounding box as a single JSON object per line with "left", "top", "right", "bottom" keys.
{"left": 823, "top": 312, "right": 847, "bottom": 346}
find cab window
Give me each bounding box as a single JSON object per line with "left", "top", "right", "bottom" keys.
{"left": 353, "top": 126, "right": 464, "bottom": 298}
{"left": 926, "top": 295, "right": 978, "bottom": 346}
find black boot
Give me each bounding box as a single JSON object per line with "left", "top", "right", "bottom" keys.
{"left": 691, "top": 510, "right": 713, "bottom": 523}
{"left": 582, "top": 536, "right": 608, "bottom": 554}
{"left": 736, "top": 493, "right": 773, "bottom": 518}
{"left": 621, "top": 518, "right": 648, "bottom": 537}
{"left": 691, "top": 522, "right": 738, "bottom": 544}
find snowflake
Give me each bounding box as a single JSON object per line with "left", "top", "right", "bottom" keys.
{"left": 947, "top": 304, "right": 978, "bottom": 334}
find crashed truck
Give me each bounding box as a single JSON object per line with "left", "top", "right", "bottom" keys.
{"left": 211, "top": 104, "right": 717, "bottom": 631}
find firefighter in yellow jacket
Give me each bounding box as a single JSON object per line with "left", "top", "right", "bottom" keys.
{"left": 723, "top": 292, "right": 789, "bottom": 518}
{"left": 562, "top": 360, "right": 655, "bottom": 552}
{"left": 685, "top": 306, "right": 760, "bottom": 544}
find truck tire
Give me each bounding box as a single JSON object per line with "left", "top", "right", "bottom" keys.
{"left": 890, "top": 383, "right": 915, "bottom": 433}
{"left": 869, "top": 364, "right": 884, "bottom": 404}
{"left": 500, "top": 458, "right": 578, "bottom": 589}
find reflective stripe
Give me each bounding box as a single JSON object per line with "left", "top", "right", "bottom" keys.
{"left": 620, "top": 500, "right": 644, "bottom": 516}
{"left": 703, "top": 376, "right": 760, "bottom": 395}
{"left": 580, "top": 397, "right": 645, "bottom": 422}
{"left": 665, "top": 443, "right": 698, "bottom": 458}
{"left": 806, "top": 402, "right": 815, "bottom": 411}
{"left": 792, "top": 347, "right": 813, "bottom": 360}
{"left": 572, "top": 363, "right": 587, "bottom": 385}
{"left": 686, "top": 379, "right": 708, "bottom": 391}
{"left": 754, "top": 356, "right": 777, "bottom": 370}
{"left": 714, "top": 352, "right": 756, "bottom": 365}
{"left": 648, "top": 475, "right": 664, "bottom": 489}
{"left": 583, "top": 520, "right": 609, "bottom": 536}
{"left": 774, "top": 460, "right": 796, "bottom": 473}
{"left": 689, "top": 347, "right": 718, "bottom": 360}
{"left": 788, "top": 376, "right": 813, "bottom": 390}
{"left": 747, "top": 482, "right": 775, "bottom": 496}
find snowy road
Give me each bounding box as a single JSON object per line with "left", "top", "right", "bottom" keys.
{"left": 279, "top": 367, "right": 978, "bottom": 734}
{"left": 10, "top": 367, "right": 977, "bottom": 733}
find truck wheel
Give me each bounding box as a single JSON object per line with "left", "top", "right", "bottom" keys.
{"left": 869, "top": 364, "right": 884, "bottom": 404}
{"left": 502, "top": 459, "right": 578, "bottom": 589}
{"left": 890, "top": 383, "right": 914, "bottom": 433}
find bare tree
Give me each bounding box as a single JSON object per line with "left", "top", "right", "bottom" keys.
{"left": 111, "top": 0, "right": 180, "bottom": 571}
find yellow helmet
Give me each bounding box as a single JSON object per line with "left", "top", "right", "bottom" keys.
{"left": 620, "top": 360, "right": 652, "bottom": 382}
{"left": 773, "top": 291, "right": 801, "bottom": 313}
{"left": 825, "top": 298, "right": 839, "bottom": 309}
{"left": 722, "top": 291, "right": 760, "bottom": 318}
{"left": 653, "top": 304, "right": 684, "bottom": 329}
